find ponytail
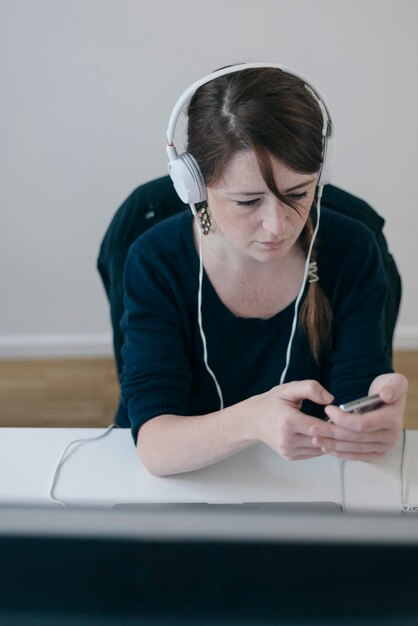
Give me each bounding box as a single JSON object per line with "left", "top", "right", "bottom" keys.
{"left": 299, "top": 215, "right": 333, "bottom": 362}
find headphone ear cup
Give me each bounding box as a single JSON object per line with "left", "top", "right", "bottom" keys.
{"left": 168, "top": 152, "right": 207, "bottom": 204}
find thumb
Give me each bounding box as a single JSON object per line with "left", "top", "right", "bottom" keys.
{"left": 370, "top": 373, "right": 408, "bottom": 404}
{"left": 276, "top": 379, "right": 334, "bottom": 406}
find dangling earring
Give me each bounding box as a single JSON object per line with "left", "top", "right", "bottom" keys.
{"left": 197, "top": 203, "right": 212, "bottom": 235}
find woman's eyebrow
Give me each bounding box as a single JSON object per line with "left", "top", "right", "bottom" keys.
{"left": 284, "top": 176, "right": 316, "bottom": 192}
{"left": 226, "top": 191, "right": 266, "bottom": 196}
{"left": 226, "top": 176, "right": 316, "bottom": 196}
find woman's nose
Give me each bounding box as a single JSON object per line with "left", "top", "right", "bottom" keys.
{"left": 261, "top": 201, "right": 287, "bottom": 236}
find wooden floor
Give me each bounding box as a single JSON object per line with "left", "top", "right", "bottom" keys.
{"left": 0, "top": 358, "right": 120, "bottom": 428}
{"left": 0, "top": 352, "right": 417, "bottom": 429}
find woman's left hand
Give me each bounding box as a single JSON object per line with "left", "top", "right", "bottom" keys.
{"left": 308, "top": 373, "right": 408, "bottom": 461}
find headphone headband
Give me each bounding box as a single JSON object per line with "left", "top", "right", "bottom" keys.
{"left": 166, "top": 62, "right": 336, "bottom": 203}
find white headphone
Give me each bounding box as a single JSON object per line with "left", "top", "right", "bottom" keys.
{"left": 166, "top": 62, "right": 336, "bottom": 203}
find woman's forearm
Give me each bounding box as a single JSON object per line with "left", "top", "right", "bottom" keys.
{"left": 137, "top": 401, "right": 258, "bottom": 477}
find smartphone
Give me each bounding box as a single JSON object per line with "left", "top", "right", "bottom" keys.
{"left": 339, "top": 393, "right": 385, "bottom": 414}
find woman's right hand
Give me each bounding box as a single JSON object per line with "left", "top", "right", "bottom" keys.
{"left": 248, "top": 380, "right": 334, "bottom": 460}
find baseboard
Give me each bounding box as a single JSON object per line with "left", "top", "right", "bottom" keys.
{"left": 0, "top": 327, "right": 417, "bottom": 359}
{"left": 0, "top": 334, "right": 113, "bottom": 359}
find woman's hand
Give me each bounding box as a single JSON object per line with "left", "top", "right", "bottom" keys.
{"left": 252, "top": 380, "right": 335, "bottom": 460}
{"left": 308, "top": 373, "right": 408, "bottom": 461}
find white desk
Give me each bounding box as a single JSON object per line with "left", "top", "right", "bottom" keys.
{"left": 0, "top": 428, "right": 417, "bottom": 512}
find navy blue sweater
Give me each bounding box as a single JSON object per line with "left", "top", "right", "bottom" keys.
{"left": 120, "top": 208, "right": 392, "bottom": 443}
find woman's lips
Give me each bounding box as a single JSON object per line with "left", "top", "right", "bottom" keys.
{"left": 257, "top": 239, "right": 286, "bottom": 248}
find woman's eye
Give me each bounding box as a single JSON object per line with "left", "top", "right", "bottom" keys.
{"left": 235, "top": 191, "right": 308, "bottom": 207}
{"left": 289, "top": 191, "right": 308, "bottom": 200}
{"left": 236, "top": 198, "right": 260, "bottom": 207}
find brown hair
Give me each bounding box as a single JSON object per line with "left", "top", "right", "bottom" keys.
{"left": 187, "top": 67, "right": 332, "bottom": 361}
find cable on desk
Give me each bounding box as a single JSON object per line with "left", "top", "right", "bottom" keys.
{"left": 49, "top": 423, "right": 118, "bottom": 508}
{"left": 338, "top": 429, "right": 415, "bottom": 514}
{"left": 48, "top": 427, "right": 415, "bottom": 513}
{"left": 338, "top": 458, "right": 346, "bottom": 513}
{"left": 399, "top": 428, "right": 418, "bottom": 513}
{"left": 400, "top": 427, "right": 406, "bottom": 512}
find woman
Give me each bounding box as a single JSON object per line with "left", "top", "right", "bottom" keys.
{"left": 120, "top": 65, "right": 407, "bottom": 476}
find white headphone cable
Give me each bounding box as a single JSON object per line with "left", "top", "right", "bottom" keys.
{"left": 338, "top": 429, "right": 411, "bottom": 515}
{"left": 401, "top": 427, "right": 406, "bottom": 511}
{"left": 399, "top": 428, "right": 418, "bottom": 513}
{"left": 279, "top": 185, "right": 323, "bottom": 384}
{"left": 339, "top": 458, "right": 346, "bottom": 513}
{"left": 47, "top": 199, "right": 226, "bottom": 508}
{"left": 191, "top": 189, "right": 323, "bottom": 408}
{"left": 192, "top": 202, "right": 224, "bottom": 410}
{"left": 48, "top": 423, "right": 117, "bottom": 508}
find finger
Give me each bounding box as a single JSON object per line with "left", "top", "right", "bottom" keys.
{"left": 321, "top": 449, "right": 386, "bottom": 461}
{"left": 324, "top": 404, "right": 396, "bottom": 432}
{"left": 313, "top": 437, "right": 389, "bottom": 454}
{"left": 292, "top": 450, "right": 326, "bottom": 460}
{"left": 276, "top": 435, "right": 325, "bottom": 460}
{"left": 295, "top": 433, "right": 327, "bottom": 448}
{"left": 309, "top": 422, "right": 395, "bottom": 443}
{"left": 275, "top": 380, "right": 334, "bottom": 407}
{"left": 379, "top": 386, "right": 398, "bottom": 404}
{"left": 289, "top": 414, "right": 341, "bottom": 439}
{"left": 369, "top": 373, "right": 409, "bottom": 403}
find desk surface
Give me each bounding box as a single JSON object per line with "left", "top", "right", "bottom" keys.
{"left": 0, "top": 428, "right": 417, "bottom": 512}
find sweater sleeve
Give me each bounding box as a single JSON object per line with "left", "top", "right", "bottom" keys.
{"left": 120, "top": 242, "right": 193, "bottom": 443}
{"left": 327, "top": 227, "right": 393, "bottom": 406}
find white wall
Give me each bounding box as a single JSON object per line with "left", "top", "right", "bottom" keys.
{"left": 1, "top": 0, "right": 417, "bottom": 357}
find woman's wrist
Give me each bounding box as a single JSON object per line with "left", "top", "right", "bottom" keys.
{"left": 232, "top": 395, "right": 266, "bottom": 444}
{"left": 220, "top": 396, "right": 261, "bottom": 445}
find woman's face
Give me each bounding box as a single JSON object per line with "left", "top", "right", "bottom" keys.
{"left": 206, "top": 150, "right": 317, "bottom": 265}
